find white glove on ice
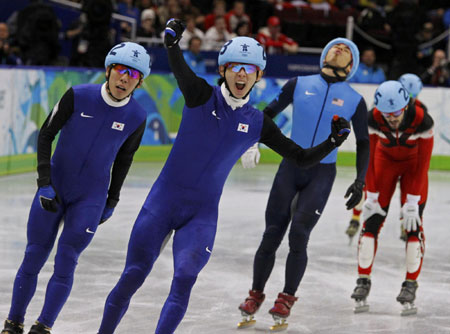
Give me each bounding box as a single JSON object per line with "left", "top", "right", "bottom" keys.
{"left": 401, "top": 194, "right": 422, "bottom": 232}
{"left": 362, "top": 191, "right": 386, "bottom": 222}
{"left": 241, "top": 143, "right": 260, "bottom": 169}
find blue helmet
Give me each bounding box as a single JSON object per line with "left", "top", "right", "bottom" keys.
{"left": 320, "top": 38, "right": 360, "bottom": 80}
{"left": 218, "top": 36, "right": 266, "bottom": 70}
{"left": 374, "top": 80, "right": 410, "bottom": 113}
{"left": 399, "top": 73, "right": 423, "bottom": 98}
{"left": 105, "top": 42, "right": 151, "bottom": 79}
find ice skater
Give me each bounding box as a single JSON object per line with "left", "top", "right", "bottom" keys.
{"left": 350, "top": 80, "right": 433, "bottom": 316}
{"left": 238, "top": 38, "right": 369, "bottom": 331}
{"left": 97, "top": 19, "right": 351, "bottom": 334}
{"left": 1, "top": 42, "right": 150, "bottom": 334}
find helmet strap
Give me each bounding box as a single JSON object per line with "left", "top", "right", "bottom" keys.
{"left": 223, "top": 70, "right": 260, "bottom": 99}
{"left": 322, "top": 59, "right": 353, "bottom": 81}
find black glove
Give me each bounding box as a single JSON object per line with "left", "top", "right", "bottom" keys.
{"left": 37, "top": 185, "right": 61, "bottom": 213}
{"left": 330, "top": 115, "right": 351, "bottom": 147}
{"left": 164, "top": 18, "right": 186, "bottom": 48}
{"left": 99, "top": 206, "right": 115, "bottom": 225}
{"left": 344, "top": 179, "right": 365, "bottom": 210}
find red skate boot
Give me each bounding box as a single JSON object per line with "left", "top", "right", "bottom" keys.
{"left": 237, "top": 290, "right": 265, "bottom": 329}
{"left": 268, "top": 292, "right": 298, "bottom": 332}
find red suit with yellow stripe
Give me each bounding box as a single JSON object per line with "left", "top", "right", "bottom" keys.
{"left": 357, "top": 101, "right": 434, "bottom": 281}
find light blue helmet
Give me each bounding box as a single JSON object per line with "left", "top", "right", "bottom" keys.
{"left": 374, "top": 80, "right": 410, "bottom": 113}
{"left": 105, "top": 42, "right": 151, "bottom": 79}
{"left": 320, "top": 37, "right": 360, "bottom": 80}
{"left": 218, "top": 36, "right": 266, "bottom": 70}
{"left": 399, "top": 73, "right": 423, "bottom": 98}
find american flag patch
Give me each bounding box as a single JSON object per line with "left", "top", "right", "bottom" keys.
{"left": 332, "top": 98, "right": 344, "bottom": 107}
{"left": 112, "top": 122, "right": 125, "bottom": 131}
{"left": 237, "top": 123, "right": 249, "bottom": 133}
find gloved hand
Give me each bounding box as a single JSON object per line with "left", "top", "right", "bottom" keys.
{"left": 241, "top": 143, "right": 260, "bottom": 169}
{"left": 362, "top": 191, "right": 386, "bottom": 222}
{"left": 401, "top": 194, "right": 421, "bottom": 232}
{"left": 164, "top": 18, "right": 186, "bottom": 48}
{"left": 38, "top": 185, "right": 60, "bottom": 213}
{"left": 99, "top": 206, "right": 115, "bottom": 225}
{"left": 329, "top": 115, "right": 351, "bottom": 147}
{"left": 344, "top": 179, "right": 365, "bottom": 210}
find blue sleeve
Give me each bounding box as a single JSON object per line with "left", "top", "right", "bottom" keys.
{"left": 264, "top": 77, "right": 297, "bottom": 118}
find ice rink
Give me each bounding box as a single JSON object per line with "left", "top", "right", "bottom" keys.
{"left": 1, "top": 162, "right": 449, "bottom": 334}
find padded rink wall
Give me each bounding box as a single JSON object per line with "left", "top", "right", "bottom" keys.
{"left": 0, "top": 66, "right": 449, "bottom": 175}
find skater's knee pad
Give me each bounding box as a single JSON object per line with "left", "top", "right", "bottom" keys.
{"left": 121, "top": 264, "right": 151, "bottom": 290}
{"left": 358, "top": 234, "right": 375, "bottom": 269}
{"left": 20, "top": 243, "right": 52, "bottom": 275}
{"left": 172, "top": 273, "right": 197, "bottom": 294}
{"left": 363, "top": 214, "right": 385, "bottom": 236}
{"left": 406, "top": 237, "right": 423, "bottom": 275}
{"left": 54, "top": 244, "right": 79, "bottom": 278}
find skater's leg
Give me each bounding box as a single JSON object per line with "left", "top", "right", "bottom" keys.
{"left": 252, "top": 160, "right": 298, "bottom": 292}
{"left": 8, "top": 194, "right": 63, "bottom": 324}
{"left": 284, "top": 164, "right": 336, "bottom": 295}
{"left": 98, "top": 207, "right": 171, "bottom": 334}
{"left": 37, "top": 202, "right": 102, "bottom": 327}
{"left": 155, "top": 212, "right": 217, "bottom": 334}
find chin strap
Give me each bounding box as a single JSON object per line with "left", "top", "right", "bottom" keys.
{"left": 322, "top": 59, "right": 352, "bottom": 81}
{"left": 223, "top": 70, "right": 261, "bottom": 100}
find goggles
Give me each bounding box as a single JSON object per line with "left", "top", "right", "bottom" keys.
{"left": 226, "top": 63, "right": 259, "bottom": 74}
{"left": 112, "top": 64, "right": 142, "bottom": 79}
{"left": 381, "top": 107, "right": 406, "bottom": 118}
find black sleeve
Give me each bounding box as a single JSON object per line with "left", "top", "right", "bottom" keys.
{"left": 351, "top": 98, "right": 370, "bottom": 182}
{"left": 37, "top": 88, "right": 75, "bottom": 187}
{"left": 263, "top": 77, "right": 297, "bottom": 118}
{"left": 106, "top": 121, "right": 146, "bottom": 208}
{"left": 259, "top": 113, "right": 336, "bottom": 168}
{"left": 416, "top": 111, "right": 434, "bottom": 133}
{"left": 167, "top": 44, "right": 213, "bottom": 108}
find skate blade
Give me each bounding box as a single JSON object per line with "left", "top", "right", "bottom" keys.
{"left": 354, "top": 305, "right": 369, "bottom": 313}
{"left": 400, "top": 303, "right": 417, "bottom": 316}
{"left": 348, "top": 236, "right": 354, "bottom": 246}
{"left": 237, "top": 319, "right": 256, "bottom": 328}
{"left": 270, "top": 323, "right": 288, "bottom": 332}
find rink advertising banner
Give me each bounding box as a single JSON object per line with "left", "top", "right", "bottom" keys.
{"left": 0, "top": 66, "right": 449, "bottom": 175}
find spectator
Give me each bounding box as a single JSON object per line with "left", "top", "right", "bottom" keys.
{"left": 350, "top": 47, "right": 386, "bottom": 84}
{"left": 157, "top": 0, "right": 181, "bottom": 29}
{"left": 179, "top": 0, "right": 204, "bottom": 27}
{"left": 257, "top": 16, "right": 298, "bottom": 55}
{"left": 137, "top": 8, "right": 158, "bottom": 38}
{"left": 420, "top": 49, "right": 450, "bottom": 87}
{"left": 204, "top": 15, "right": 232, "bottom": 51}
{"left": 204, "top": 0, "right": 226, "bottom": 31}
{"left": 0, "top": 22, "right": 21, "bottom": 65}
{"left": 15, "top": 0, "right": 61, "bottom": 66}
{"left": 179, "top": 15, "right": 205, "bottom": 50}
{"left": 416, "top": 22, "right": 435, "bottom": 71}
{"left": 225, "top": 0, "right": 252, "bottom": 34}
{"left": 231, "top": 21, "right": 251, "bottom": 38}
{"left": 183, "top": 36, "right": 206, "bottom": 75}
{"left": 117, "top": 0, "right": 140, "bottom": 40}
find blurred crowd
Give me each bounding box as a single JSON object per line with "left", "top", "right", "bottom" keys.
{"left": 1, "top": 0, "right": 449, "bottom": 86}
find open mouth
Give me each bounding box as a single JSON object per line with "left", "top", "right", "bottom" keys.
{"left": 235, "top": 82, "right": 246, "bottom": 91}
{"left": 116, "top": 85, "right": 126, "bottom": 92}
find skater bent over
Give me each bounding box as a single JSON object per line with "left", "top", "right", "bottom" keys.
{"left": 350, "top": 80, "right": 433, "bottom": 315}
{"left": 97, "top": 19, "right": 351, "bottom": 334}
{"left": 1, "top": 42, "right": 150, "bottom": 334}
{"left": 345, "top": 73, "right": 427, "bottom": 243}
{"left": 238, "top": 38, "right": 369, "bottom": 331}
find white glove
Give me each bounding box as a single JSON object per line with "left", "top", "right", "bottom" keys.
{"left": 362, "top": 191, "right": 386, "bottom": 222}
{"left": 401, "top": 194, "right": 422, "bottom": 232}
{"left": 241, "top": 143, "right": 260, "bottom": 169}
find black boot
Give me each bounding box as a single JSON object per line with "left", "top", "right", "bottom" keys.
{"left": 28, "top": 322, "right": 51, "bottom": 334}
{"left": 396, "top": 280, "right": 418, "bottom": 304}
{"left": 1, "top": 320, "right": 24, "bottom": 334}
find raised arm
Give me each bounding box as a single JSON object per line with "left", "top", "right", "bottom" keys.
{"left": 164, "top": 19, "right": 212, "bottom": 108}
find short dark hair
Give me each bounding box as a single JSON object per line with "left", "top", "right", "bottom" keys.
{"left": 188, "top": 36, "right": 202, "bottom": 48}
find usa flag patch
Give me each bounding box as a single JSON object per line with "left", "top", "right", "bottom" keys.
{"left": 112, "top": 122, "right": 125, "bottom": 131}
{"left": 237, "top": 123, "right": 249, "bottom": 133}
{"left": 332, "top": 98, "right": 344, "bottom": 107}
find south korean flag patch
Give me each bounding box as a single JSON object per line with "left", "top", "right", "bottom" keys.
{"left": 237, "top": 123, "right": 249, "bottom": 133}
{"left": 112, "top": 121, "right": 125, "bottom": 131}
